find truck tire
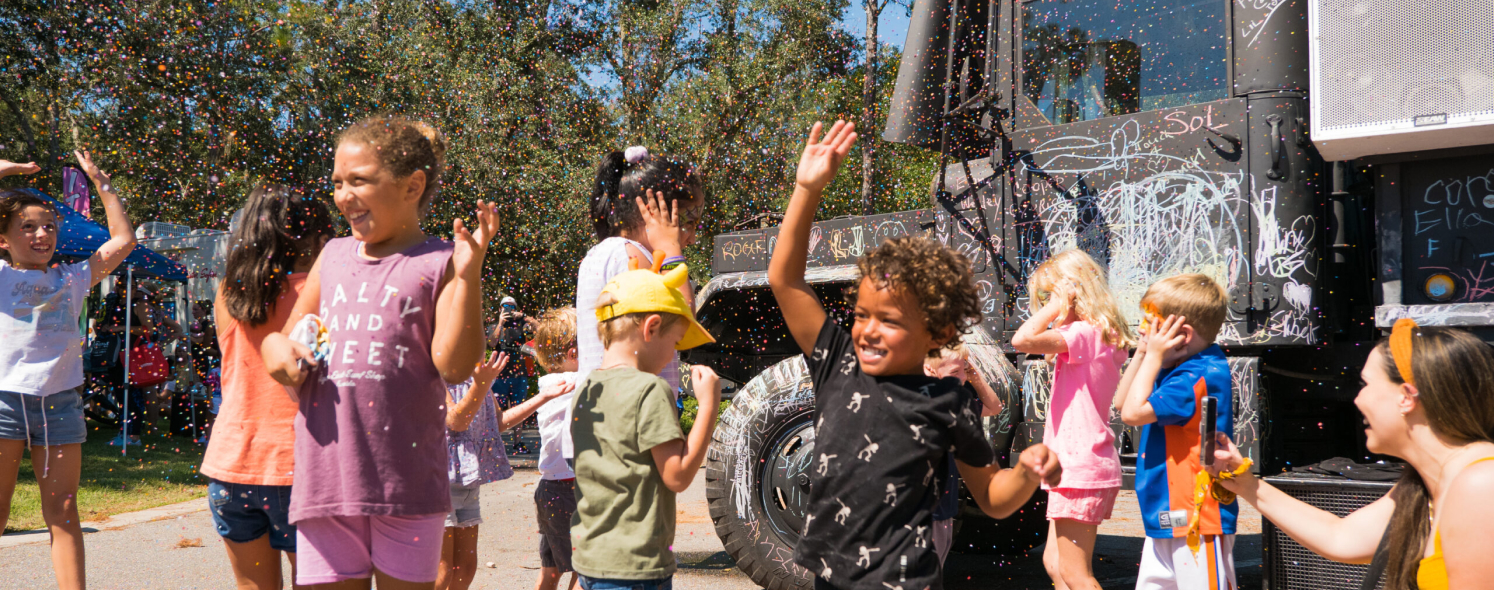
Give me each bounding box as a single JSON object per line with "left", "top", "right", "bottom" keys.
{"left": 705, "top": 356, "right": 817, "bottom": 590}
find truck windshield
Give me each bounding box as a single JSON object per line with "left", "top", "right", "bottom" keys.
{"left": 1021, "top": 0, "right": 1228, "bottom": 125}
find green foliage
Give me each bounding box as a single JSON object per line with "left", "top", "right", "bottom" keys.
{"left": 0, "top": 0, "right": 937, "bottom": 310}
{"left": 679, "top": 396, "right": 732, "bottom": 432}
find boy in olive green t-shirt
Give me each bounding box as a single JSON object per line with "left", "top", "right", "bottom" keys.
{"left": 570, "top": 261, "right": 722, "bottom": 589}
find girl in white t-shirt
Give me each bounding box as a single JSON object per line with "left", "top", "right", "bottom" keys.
{"left": 0, "top": 152, "right": 138, "bottom": 590}
{"left": 575, "top": 146, "right": 706, "bottom": 391}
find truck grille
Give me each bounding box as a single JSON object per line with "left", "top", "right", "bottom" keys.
{"left": 1263, "top": 475, "right": 1393, "bottom": 590}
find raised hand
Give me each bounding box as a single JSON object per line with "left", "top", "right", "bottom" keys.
{"left": 452, "top": 199, "right": 500, "bottom": 279}
{"left": 537, "top": 379, "right": 576, "bottom": 402}
{"left": 690, "top": 364, "right": 721, "bottom": 403}
{"left": 636, "top": 189, "right": 683, "bottom": 253}
{"left": 0, "top": 160, "right": 41, "bottom": 179}
{"left": 472, "top": 350, "right": 511, "bottom": 384}
{"left": 1207, "top": 432, "right": 1248, "bottom": 485}
{"left": 1019, "top": 443, "right": 1063, "bottom": 488}
{"left": 795, "top": 120, "right": 858, "bottom": 194}
{"left": 1146, "top": 314, "right": 1188, "bottom": 359}
{"left": 73, "top": 150, "right": 112, "bottom": 189}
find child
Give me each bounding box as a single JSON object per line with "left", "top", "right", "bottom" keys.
{"left": 200, "top": 184, "right": 336, "bottom": 588}
{"left": 1011, "top": 249, "right": 1134, "bottom": 590}
{"left": 261, "top": 115, "right": 499, "bottom": 588}
{"left": 922, "top": 345, "right": 1007, "bottom": 564}
{"left": 570, "top": 260, "right": 722, "bottom": 590}
{"left": 438, "top": 351, "right": 574, "bottom": 590}
{"left": 1115, "top": 274, "right": 1235, "bottom": 590}
{"left": 531, "top": 307, "right": 581, "bottom": 590}
{"left": 576, "top": 147, "right": 705, "bottom": 392}
{"left": 767, "top": 121, "right": 1061, "bottom": 590}
{"left": 0, "top": 152, "right": 136, "bottom": 590}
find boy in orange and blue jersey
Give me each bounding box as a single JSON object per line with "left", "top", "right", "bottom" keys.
{"left": 1115, "top": 274, "right": 1237, "bottom": 590}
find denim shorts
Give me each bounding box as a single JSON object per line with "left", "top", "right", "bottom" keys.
{"left": 207, "top": 479, "right": 296, "bottom": 552}
{"left": 0, "top": 390, "right": 87, "bottom": 446}
{"left": 579, "top": 575, "right": 673, "bottom": 590}
{"left": 446, "top": 482, "right": 482, "bottom": 528}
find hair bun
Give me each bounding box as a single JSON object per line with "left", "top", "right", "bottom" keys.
{"left": 624, "top": 145, "right": 650, "bottom": 164}
{"left": 413, "top": 121, "right": 447, "bottom": 164}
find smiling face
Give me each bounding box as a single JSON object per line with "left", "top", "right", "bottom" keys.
{"left": 0, "top": 205, "right": 59, "bottom": 269}
{"left": 851, "top": 277, "right": 949, "bottom": 376}
{"left": 331, "top": 141, "right": 424, "bottom": 247}
{"left": 1356, "top": 347, "right": 1417, "bottom": 456}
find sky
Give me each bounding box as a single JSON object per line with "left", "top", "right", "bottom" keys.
{"left": 839, "top": 2, "right": 913, "bottom": 51}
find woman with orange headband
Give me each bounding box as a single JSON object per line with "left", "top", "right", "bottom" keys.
{"left": 1209, "top": 319, "right": 1494, "bottom": 590}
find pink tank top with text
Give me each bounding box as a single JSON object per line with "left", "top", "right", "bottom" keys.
{"left": 290, "top": 236, "right": 454, "bottom": 523}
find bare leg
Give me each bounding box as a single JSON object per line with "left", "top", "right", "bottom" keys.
{"left": 565, "top": 572, "right": 578, "bottom": 590}
{"left": 222, "top": 535, "right": 284, "bottom": 590}
{"left": 372, "top": 568, "right": 435, "bottom": 590}
{"left": 1054, "top": 519, "right": 1102, "bottom": 590}
{"left": 296, "top": 578, "right": 371, "bottom": 590}
{"left": 446, "top": 526, "right": 480, "bottom": 590}
{"left": 34, "top": 443, "right": 86, "bottom": 590}
{"left": 0, "top": 438, "right": 25, "bottom": 533}
{"left": 1042, "top": 520, "right": 1070, "bottom": 590}
{"left": 436, "top": 527, "right": 455, "bottom": 590}
{"left": 536, "top": 567, "right": 561, "bottom": 590}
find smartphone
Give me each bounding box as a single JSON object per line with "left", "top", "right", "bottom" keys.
{"left": 1199, "top": 396, "right": 1218, "bottom": 466}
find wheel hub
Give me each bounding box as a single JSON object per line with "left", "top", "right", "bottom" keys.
{"left": 760, "top": 417, "right": 816, "bottom": 544}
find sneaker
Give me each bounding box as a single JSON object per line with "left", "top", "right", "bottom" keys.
{"left": 109, "top": 433, "right": 141, "bottom": 447}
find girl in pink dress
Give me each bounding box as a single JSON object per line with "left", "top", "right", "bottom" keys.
{"left": 1011, "top": 249, "right": 1135, "bottom": 590}
{"left": 261, "top": 115, "right": 499, "bottom": 589}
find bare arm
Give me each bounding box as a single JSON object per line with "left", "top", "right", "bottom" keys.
{"left": 768, "top": 121, "right": 857, "bottom": 355}
{"left": 447, "top": 351, "right": 508, "bottom": 432}
{"left": 966, "top": 366, "right": 1005, "bottom": 417}
{"left": 956, "top": 444, "right": 1062, "bottom": 518}
{"left": 1211, "top": 435, "right": 1390, "bottom": 563}
{"left": 1442, "top": 461, "right": 1494, "bottom": 588}
{"left": 75, "top": 151, "right": 138, "bottom": 286}
{"left": 1010, "top": 292, "right": 1071, "bottom": 354}
{"left": 1113, "top": 346, "right": 1146, "bottom": 414}
{"left": 1121, "top": 315, "right": 1188, "bottom": 426}
{"left": 500, "top": 380, "right": 573, "bottom": 431}
{"left": 432, "top": 201, "right": 500, "bottom": 383}
{"left": 261, "top": 256, "right": 324, "bottom": 395}
{"left": 650, "top": 366, "right": 723, "bottom": 493}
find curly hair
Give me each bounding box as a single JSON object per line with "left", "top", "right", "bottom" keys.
{"left": 0, "top": 189, "right": 58, "bottom": 263}
{"left": 335, "top": 114, "right": 447, "bottom": 216}
{"left": 848, "top": 237, "right": 982, "bottom": 349}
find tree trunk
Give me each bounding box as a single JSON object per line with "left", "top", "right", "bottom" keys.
{"left": 860, "top": 0, "right": 883, "bottom": 215}
{"left": 0, "top": 91, "right": 39, "bottom": 162}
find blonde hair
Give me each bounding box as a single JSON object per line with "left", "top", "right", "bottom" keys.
{"left": 1027, "top": 250, "right": 1136, "bottom": 349}
{"left": 594, "top": 291, "right": 685, "bottom": 348}
{"left": 533, "top": 307, "right": 577, "bottom": 372}
{"left": 926, "top": 342, "right": 968, "bottom": 361}
{"left": 1139, "top": 273, "right": 1229, "bottom": 343}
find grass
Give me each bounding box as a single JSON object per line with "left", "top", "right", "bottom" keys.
{"left": 4, "top": 422, "right": 208, "bottom": 533}
{"left": 680, "top": 397, "right": 731, "bottom": 432}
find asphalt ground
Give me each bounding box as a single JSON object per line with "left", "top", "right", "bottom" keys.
{"left": 0, "top": 430, "right": 1263, "bottom": 590}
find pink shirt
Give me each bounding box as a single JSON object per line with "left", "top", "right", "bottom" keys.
{"left": 1042, "top": 320, "right": 1124, "bottom": 489}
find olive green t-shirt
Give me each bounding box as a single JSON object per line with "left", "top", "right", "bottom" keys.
{"left": 570, "top": 367, "right": 685, "bottom": 580}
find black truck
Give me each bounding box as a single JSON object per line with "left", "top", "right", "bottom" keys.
{"left": 680, "top": 0, "right": 1494, "bottom": 588}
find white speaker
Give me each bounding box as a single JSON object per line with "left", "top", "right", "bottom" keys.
{"left": 1309, "top": 0, "right": 1494, "bottom": 161}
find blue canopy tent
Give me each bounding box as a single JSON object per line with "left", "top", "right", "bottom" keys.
{"left": 11, "top": 189, "right": 189, "bottom": 281}
{"left": 12, "top": 188, "right": 188, "bottom": 454}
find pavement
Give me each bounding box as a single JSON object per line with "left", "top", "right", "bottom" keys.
{"left": 0, "top": 429, "right": 1263, "bottom": 589}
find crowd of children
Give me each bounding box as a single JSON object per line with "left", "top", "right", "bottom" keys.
{"left": 7, "top": 112, "right": 1484, "bottom": 590}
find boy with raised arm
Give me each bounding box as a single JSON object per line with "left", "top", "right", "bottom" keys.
{"left": 767, "top": 121, "right": 1062, "bottom": 590}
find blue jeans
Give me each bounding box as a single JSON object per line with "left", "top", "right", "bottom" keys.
{"left": 579, "top": 575, "right": 673, "bottom": 590}
{"left": 207, "top": 479, "right": 296, "bottom": 552}
{"left": 491, "top": 377, "right": 530, "bottom": 409}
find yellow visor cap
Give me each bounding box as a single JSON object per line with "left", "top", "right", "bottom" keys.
{"left": 595, "top": 264, "right": 716, "bottom": 351}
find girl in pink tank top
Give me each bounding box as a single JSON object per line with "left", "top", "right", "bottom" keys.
{"left": 1012, "top": 249, "right": 1136, "bottom": 590}
{"left": 260, "top": 116, "right": 501, "bottom": 587}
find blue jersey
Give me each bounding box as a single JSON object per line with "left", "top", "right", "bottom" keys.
{"left": 1135, "top": 344, "right": 1236, "bottom": 539}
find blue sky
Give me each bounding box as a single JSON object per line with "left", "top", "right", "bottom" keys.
{"left": 838, "top": 2, "right": 912, "bottom": 51}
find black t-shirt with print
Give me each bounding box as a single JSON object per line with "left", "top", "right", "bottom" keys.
{"left": 793, "top": 319, "right": 995, "bottom": 590}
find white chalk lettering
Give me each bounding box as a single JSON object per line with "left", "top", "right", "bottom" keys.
{"left": 394, "top": 344, "right": 410, "bottom": 368}
{"left": 356, "top": 282, "right": 371, "bottom": 303}
{"left": 400, "top": 297, "right": 422, "bottom": 318}
{"left": 331, "top": 284, "right": 349, "bottom": 308}
{"left": 341, "top": 341, "right": 359, "bottom": 366}
{"left": 345, "top": 314, "right": 360, "bottom": 331}
{"left": 381, "top": 286, "right": 399, "bottom": 307}
{"left": 367, "top": 341, "right": 384, "bottom": 366}
{"left": 367, "top": 314, "right": 384, "bottom": 331}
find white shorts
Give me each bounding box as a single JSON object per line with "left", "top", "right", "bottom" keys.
{"left": 1135, "top": 534, "right": 1235, "bottom": 590}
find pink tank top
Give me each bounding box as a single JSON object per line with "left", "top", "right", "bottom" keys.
{"left": 290, "top": 236, "right": 454, "bottom": 522}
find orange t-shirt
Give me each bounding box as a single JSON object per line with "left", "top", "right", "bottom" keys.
{"left": 198, "top": 274, "right": 307, "bottom": 486}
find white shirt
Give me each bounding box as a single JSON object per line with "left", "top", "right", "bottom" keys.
{"left": 0, "top": 260, "right": 91, "bottom": 395}
{"left": 536, "top": 372, "right": 578, "bottom": 477}
{"left": 575, "top": 237, "right": 679, "bottom": 391}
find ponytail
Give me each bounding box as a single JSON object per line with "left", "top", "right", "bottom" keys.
{"left": 592, "top": 151, "right": 628, "bottom": 240}
{"left": 587, "top": 148, "right": 703, "bottom": 241}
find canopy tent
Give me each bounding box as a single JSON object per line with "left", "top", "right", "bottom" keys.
{"left": 12, "top": 188, "right": 190, "bottom": 281}
{"left": 10, "top": 188, "right": 189, "bottom": 455}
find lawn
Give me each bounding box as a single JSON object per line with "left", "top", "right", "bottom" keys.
{"left": 4, "top": 422, "right": 208, "bottom": 533}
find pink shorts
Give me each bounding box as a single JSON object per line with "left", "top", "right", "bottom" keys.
{"left": 295, "top": 513, "right": 447, "bottom": 585}
{"left": 1046, "top": 487, "right": 1120, "bottom": 525}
